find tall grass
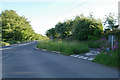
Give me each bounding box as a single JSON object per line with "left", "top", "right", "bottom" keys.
{"left": 93, "top": 50, "right": 119, "bottom": 67}
{"left": 37, "top": 40, "right": 89, "bottom": 55}
{"left": 84, "top": 39, "right": 108, "bottom": 48}
{"left": 92, "top": 40, "right": 120, "bottom": 68}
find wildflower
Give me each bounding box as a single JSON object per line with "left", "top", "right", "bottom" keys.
{"left": 107, "top": 48, "right": 110, "bottom": 51}
{"left": 109, "top": 53, "right": 112, "bottom": 56}
{"left": 101, "top": 38, "right": 104, "bottom": 41}
{"left": 112, "top": 41, "right": 118, "bottom": 50}
{"left": 101, "top": 38, "right": 106, "bottom": 41}
{"left": 112, "top": 46, "right": 115, "bottom": 50}
{"left": 104, "top": 52, "right": 107, "bottom": 55}
{"left": 101, "top": 46, "right": 104, "bottom": 50}
{"left": 97, "top": 48, "right": 100, "bottom": 51}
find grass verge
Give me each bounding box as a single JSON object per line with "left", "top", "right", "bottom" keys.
{"left": 84, "top": 39, "right": 108, "bottom": 48}
{"left": 93, "top": 49, "right": 119, "bottom": 68}
{"left": 37, "top": 40, "right": 89, "bottom": 55}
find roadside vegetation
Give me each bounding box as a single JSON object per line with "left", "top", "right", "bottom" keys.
{"left": 37, "top": 13, "right": 120, "bottom": 68}
{"left": 0, "top": 10, "right": 48, "bottom": 46}
{"left": 37, "top": 40, "right": 89, "bottom": 55}
{"left": 0, "top": 41, "right": 10, "bottom": 46}
{"left": 1, "top": 9, "right": 119, "bottom": 68}
{"left": 93, "top": 30, "right": 120, "bottom": 68}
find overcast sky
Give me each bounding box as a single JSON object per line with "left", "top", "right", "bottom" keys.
{"left": 1, "top": 0, "right": 119, "bottom": 35}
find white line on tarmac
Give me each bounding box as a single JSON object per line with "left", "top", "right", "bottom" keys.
{"left": 1, "top": 42, "right": 35, "bottom": 51}
{"left": 0, "top": 47, "right": 12, "bottom": 50}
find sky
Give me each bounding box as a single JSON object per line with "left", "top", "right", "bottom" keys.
{"left": 1, "top": 0, "right": 120, "bottom": 35}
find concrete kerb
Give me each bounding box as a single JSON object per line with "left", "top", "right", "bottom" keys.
{"left": 35, "top": 47, "right": 98, "bottom": 61}
{"left": 35, "top": 47, "right": 61, "bottom": 54}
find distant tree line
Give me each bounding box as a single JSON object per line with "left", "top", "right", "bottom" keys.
{"left": 46, "top": 14, "right": 103, "bottom": 41}
{"left": 1, "top": 10, "right": 48, "bottom": 44}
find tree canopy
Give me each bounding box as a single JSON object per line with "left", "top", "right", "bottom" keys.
{"left": 46, "top": 14, "right": 103, "bottom": 41}
{"left": 2, "top": 10, "right": 48, "bottom": 44}
{"left": 104, "top": 13, "right": 118, "bottom": 30}
{"left": 73, "top": 15, "right": 103, "bottom": 40}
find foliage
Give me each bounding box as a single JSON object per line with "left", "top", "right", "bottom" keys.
{"left": 46, "top": 14, "right": 103, "bottom": 41}
{"left": 72, "top": 15, "right": 103, "bottom": 40}
{"left": 46, "top": 20, "right": 74, "bottom": 39}
{"left": 102, "top": 29, "right": 120, "bottom": 40}
{"left": 37, "top": 40, "right": 89, "bottom": 55}
{"left": 104, "top": 13, "right": 118, "bottom": 30}
{"left": 55, "top": 20, "right": 74, "bottom": 39}
{"left": 46, "top": 28, "right": 58, "bottom": 39}
{"left": 93, "top": 35, "right": 120, "bottom": 67}
{"left": 93, "top": 47, "right": 119, "bottom": 67}
{"left": 0, "top": 41, "right": 10, "bottom": 46}
{"left": 0, "top": 14, "right": 2, "bottom": 41}
{"left": 1, "top": 10, "right": 48, "bottom": 44}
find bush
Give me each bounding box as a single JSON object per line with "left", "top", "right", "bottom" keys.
{"left": 72, "top": 15, "right": 103, "bottom": 41}
{"left": 37, "top": 40, "right": 89, "bottom": 55}
{"left": 0, "top": 41, "right": 10, "bottom": 46}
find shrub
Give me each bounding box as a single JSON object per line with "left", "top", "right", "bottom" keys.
{"left": 72, "top": 15, "right": 103, "bottom": 41}
{"left": 0, "top": 41, "right": 10, "bottom": 46}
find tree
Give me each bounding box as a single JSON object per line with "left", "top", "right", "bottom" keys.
{"left": 55, "top": 20, "right": 74, "bottom": 39}
{"left": 0, "top": 15, "right": 2, "bottom": 40}
{"left": 2, "top": 10, "right": 47, "bottom": 44}
{"left": 72, "top": 15, "right": 103, "bottom": 40}
{"left": 46, "top": 28, "right": 58, "bottom": 39}
{"left": 104, "top": 13, "right": 118, "bottom": 30}
{"left": 46, "top": 14, "right": 103, "bottom": 41}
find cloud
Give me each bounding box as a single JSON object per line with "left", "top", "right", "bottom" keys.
{"left": 1, "top": 0, "right": 76, "bottom": 2}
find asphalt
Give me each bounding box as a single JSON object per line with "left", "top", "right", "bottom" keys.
{"left": 1, "top": 41, "right": 119, "bottom": 78}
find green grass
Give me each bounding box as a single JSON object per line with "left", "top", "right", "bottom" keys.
{"left": 37, "top": 39, "right": 120, "bottom": 68}
{"left": 93, "top": 49, "right": 119, "bottom": 68}
{"left": 84, "top": 40, "right": 107, "bottom": 48}
{"left": 91, "top": 38, "right": 120, "bottom": 68}
{"left": 37, "top": 40, "right": 89, "bottom": 55}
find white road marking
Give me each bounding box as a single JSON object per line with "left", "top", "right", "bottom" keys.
{"left": 1, "top": 42, "right": 35, "bottom": 51}
{"left": 82, "top": 57, "right": 88, "bottom": 59}
{"left": 51, "top": 51, "right": 56, "bottom": 53}
{"left": 70, "top": 55, "right": 74, "bottom": 56}
{"left": 70, "top": 51, "right": 97, "bottom": 61}
{"left": 42, "top": 49, "right": 47, "bottom": 52}
{"left": 88, "top": 58, "right": 94, "bottom": 61}
{"left": 0, "top": 47, "right": 12, "bottom": 50}
{"left": 73, "top": 55, "right": 78, "bottom": 58}
{"left": 35, "top": 47, "right": 39, "bottom": 50}
{"left": 56, "top": 51, "right": 61, "bottom": 54}
{"left": 74, "top": 55, "right": 79, "bottom": 57}
{"left": 78, "top": 56, "right": 84, "bottom": 58}
{"left": 97, "top": 52, "right": 100, "bottom": 54}
{"left": 85, "top": 53, "right": 91, "bottom": 56}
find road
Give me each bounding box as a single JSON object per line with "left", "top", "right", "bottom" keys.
{"left": 2, "top": 41, "right": 118, "bottom": 78}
